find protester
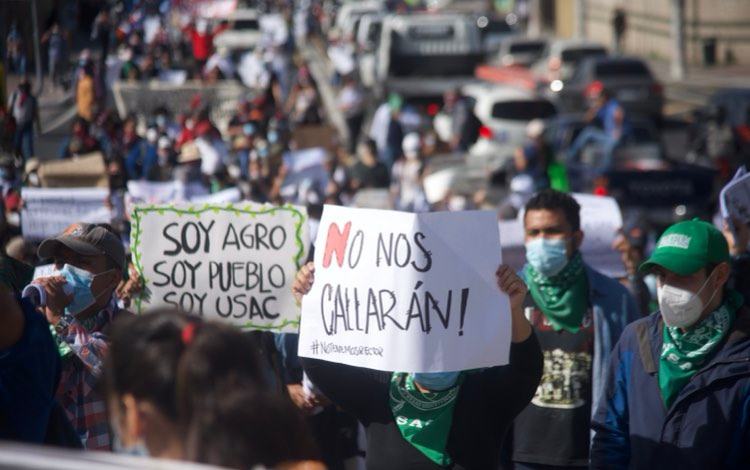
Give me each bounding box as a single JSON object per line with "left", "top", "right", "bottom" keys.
{"left": 104, "top": 309, "right": 322, "bottom": 468}
{"left": 5, "top": 24, "right": 26, "bottom": 75}
{"left": 565, "top": 84, "right": 629, "bottom": 178}
{"left": 0, "top": 279, "right": 60, "bottom": 443}
{"left": 337, "top": 75, "right": 365, "bottom": 155}
{"left": 182, "top": 19, "right": 229, "bottom": 78}
{"left": 41, "top": 23, "right": 67, "bottom": 90}
{"left": 59, "top": 118, "right": 100, "bottom": 159}
{"left": 391, "top": 133, "right": 427, "bottom": 212}
{"left": 294, "top": 261, "right": 542, "bottom": 469}
{"left": 369, "top": 93, "right": 405, "bottom": 168}
{"left": 612, "top": 213, "right": 653, "bottom": 316}
{"left": 349, "top": 139, "right": 390, "bottom": 190}
{"left": 591, "top": 219, "right": 750, "bottom": 468}
{"left": 504, "top": 189, "right": 638, "bottom": 469}
{"left": 7, "top": 78, "right": 40, "bottom": 160}
{"left": 513, "top": 119, "right": 551, "bottom": 191}
{"left": 76, "top": 62, "right": 96, "bottom": 122}
{"left": 23, "top": 223, "right": 127, "bottom": 450}
{"left": 442, "top": 89, "right": 479, "bottom": 153}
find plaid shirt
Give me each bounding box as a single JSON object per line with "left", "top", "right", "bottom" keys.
{"left": 52, "top": 297, "right": 128, "bottom": 450}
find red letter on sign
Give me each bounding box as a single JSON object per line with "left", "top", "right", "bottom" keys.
{"left": 322, "top": 222, "right": 352, "bottom": 268}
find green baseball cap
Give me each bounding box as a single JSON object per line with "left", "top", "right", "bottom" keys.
{"left": 640, "top": 218, "right": 730, "bottom": 276}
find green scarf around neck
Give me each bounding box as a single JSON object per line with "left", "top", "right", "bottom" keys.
{"left": 524, "top": 252, "right": 589, "bottom": 333}
{"left": 389, "top": 373, "right": 463, "bottom": 466}
{"left": 659, "top": 290, "right": 743, "bottom": 408}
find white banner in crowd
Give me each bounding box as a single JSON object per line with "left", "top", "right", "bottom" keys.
{"left": 21, "top": 188, "right": 112, "bottom": 240}
{"left": 574, "top": 193, "right": 626, "bottom": 278}
{"left": 132, "top": 202, "right": 309, "bottom": 332}
{"left": 298, "top": 205, "right": 511, "bottom": 372}
{"left": 499, "top": 193, "right": 626, "bottom": 277}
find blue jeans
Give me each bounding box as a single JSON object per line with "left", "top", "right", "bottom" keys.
{"left": 565, "top": 127, "right": 618, "bottom": 174}
{"left": 14, "top": 122, "right": 33, "bottom": 160}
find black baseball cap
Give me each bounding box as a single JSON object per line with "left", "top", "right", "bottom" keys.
{"left": 38, "top": 223, "right": 126, "bottom": 271}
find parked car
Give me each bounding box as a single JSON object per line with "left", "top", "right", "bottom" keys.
{"left": 213, "top": 9, "right": 261, "bottom": 52}
{"left": 494, "top": 37, "right": 548, "bottom": 67}
{"left": 460, "top": 83, "right": 557, "bottom": 172}
{"left": 532, "top": 39, "right": 608, "bottom": 83}
{"left": 551, "top": 56, "right": 664, "bottom": 122}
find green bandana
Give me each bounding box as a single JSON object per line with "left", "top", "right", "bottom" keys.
{"left": 389, "top": 373, "right": 462, "bottom": 466}
{"left": 659, "top": 290, "right": 742, "bottom": 408}
{"left": 525, "top": 253, "right": 589, "bottom": 333}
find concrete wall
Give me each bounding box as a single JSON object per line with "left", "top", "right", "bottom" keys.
{"left": 580, "top": 0, "right": 750, "bottom": 65}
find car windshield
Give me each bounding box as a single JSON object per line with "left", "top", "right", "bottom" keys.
{"left": 233, "top": 19, "right": 259, "bottom": 30}
{"left": 482, "top": 20, "right": 512, "bottom": 34}
{"left": 561, "top": 47, "right": 607, "bottom": 64}
{"left": 491, "top": 100, "right": 557, "bottom": 120}
{"left": 407, "top": 24, "right": 455, "bottom": 40}
{"left": 595, "top": 61, "right": 652, "bottom": 78}
{"left": 509, "top": 42, "right": 545, "bottom": 54}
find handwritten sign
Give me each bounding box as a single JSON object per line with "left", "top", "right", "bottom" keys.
{"left": 21, "top": 187, "right": 112, "bottom": 240}
{"left": 573, "top": 193, "right": 626, "bottom": 278}
{"left": 720, "top": 167, "right": 750, "bottom": 238}
{"left": 298, "top": 205, "right": 511, "bottom": 372}
{"left": 131, "top": 203, "right": 308, "bottom": 332}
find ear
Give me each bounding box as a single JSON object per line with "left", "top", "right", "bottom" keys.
{"left": 713, "top": 262, "right": 731, "bottom": 287}
{"left": 572, "top": 230, "right": 585, "bottom": 252}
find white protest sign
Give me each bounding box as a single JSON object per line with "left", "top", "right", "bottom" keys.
{"left": 131, "top": 203, "right": 309, "bottom": 332}
{"left": 498, "top": 218, "right": 526, "bottom": 271}
{"left": 298, "top": 205, "right": 510, "bottom": 372}
{"left": 21, "top": 188, "right": 111, "bottom": 240}
{"left": 720, "top": 171, "right": 750, "bottom": 224}
{"left": 573, "top": 193, "right": 626, "bottom": 278}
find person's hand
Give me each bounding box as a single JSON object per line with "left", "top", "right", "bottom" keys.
{"left": 292, "top": 262, "right": 315, "bottom": 305}
{"left": 287, "top": 384, "right": 316, "bottom": 414}
{"left": 496, "top": 264, "right": 533, "bottom": 342}
{"left": 34, "top": 276, "right": 73, "bottom": 325}
{"left": 496, "top": 264, "right": 527, "bottom": 315}
{"left": 723, "top": 218, "right": 749, "bottom": 256}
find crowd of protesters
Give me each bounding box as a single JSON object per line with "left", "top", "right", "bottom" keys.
{"left": 2, "top": 0, "right": 750, "bottom": 469}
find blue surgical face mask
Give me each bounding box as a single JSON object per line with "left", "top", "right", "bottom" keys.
{"left": 267, "top": 130, "right": 279, "bottom": 144}
{"left": 525, "top": 238, "right": 569, "bottom": 277}
{"left": 412, "top": 371, "right": 460, "bottom": 391}
{"left": 58, "top": 264, "right": 109, "bottom": 316}
{"left": 155, "top": 115, "right": 167, "bottom": 128}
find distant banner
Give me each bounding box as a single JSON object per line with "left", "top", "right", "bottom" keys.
{"left": 113, "top": 81, "right": 245, "bottom": 134}
{"left": 298, "top": 205, "right": 511, "bottom": 373}
{"left": 21, "top": 188, "right": 111, "bottom": 240}
{"left": 175, "top": 0, "right": 238, "bottom": 18}
{"left": 131, "top": 203, "right": 309, "bottom": 332}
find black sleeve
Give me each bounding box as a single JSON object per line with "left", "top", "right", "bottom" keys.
{"left": 481, "top": 333, "right": 543, "bottom": 423}
{"left": 301, "top": 357, "right": 391, "bottom": 423}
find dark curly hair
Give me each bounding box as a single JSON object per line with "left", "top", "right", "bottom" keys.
{"left": 524, "top": 189, "right": 581, "bottom": 231}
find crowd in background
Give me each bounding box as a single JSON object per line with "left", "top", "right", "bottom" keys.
{"left": 3, "top": 0, "right": 750, "bottom": 469}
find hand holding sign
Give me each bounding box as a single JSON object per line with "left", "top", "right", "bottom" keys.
{"left": 298, "top": 206, "right": 512, "bottom": 373}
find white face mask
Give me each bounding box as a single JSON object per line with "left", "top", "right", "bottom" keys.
{"left": 657, "top": 274, "right": 717, "bottom": 328}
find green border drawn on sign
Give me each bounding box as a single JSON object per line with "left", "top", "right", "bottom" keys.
{"left": 130, "top": 202, "right": 308, "bottom": 331}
